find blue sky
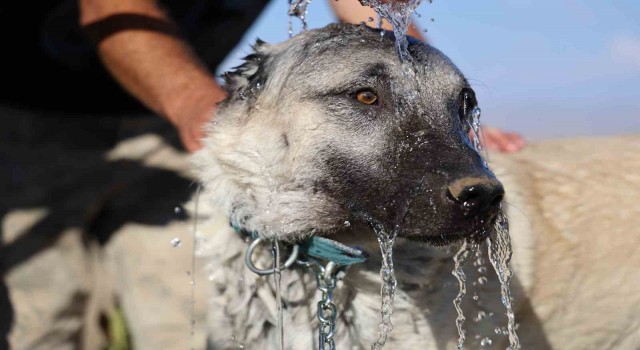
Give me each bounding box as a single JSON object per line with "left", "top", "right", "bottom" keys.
{"left": 219, "top": 0, "right": 640, "bottom": 140}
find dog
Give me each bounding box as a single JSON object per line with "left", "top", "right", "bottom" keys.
{"left": 193, "top": 23, "right": 640, "bottom": 349}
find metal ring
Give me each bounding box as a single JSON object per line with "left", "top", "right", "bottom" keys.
{"left": 317, "top": 302, "right": 337, "bottom": 324}
{"left": 244, "top": 237, "right": 300, "bottom": 276}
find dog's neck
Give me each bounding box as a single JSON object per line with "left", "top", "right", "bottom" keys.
{"left": 198, "top": 206, "right": 531, "bottom": 349}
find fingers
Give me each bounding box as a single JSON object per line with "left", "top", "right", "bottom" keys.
{"left": 479, "top": 126, "right": 526, "bottom": 153}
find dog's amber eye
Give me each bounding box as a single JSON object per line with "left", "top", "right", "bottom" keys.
{"left": 458, "top": 88, "right": 477, "bottom": 121}
{"left": 356, "top": 90, "right": 378, "bottom": 105}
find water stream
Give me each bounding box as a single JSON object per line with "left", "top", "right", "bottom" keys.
{"left": 288, "top": 0, "right": 314, "bottom": 36}
{"left": 272, "top": 239, "right": 285, "bottom": 350}
{"left": 359, "top": 0, "right": 425, "bottom": 61}
{"left": 487, "top": 213, "right": 521, "bottom": 350}
{"left": 468, "top": 106, "right": 483, "bottom": 152}
{"left": 451, "top": 240, "right": 478, "bottom": 349}
{"left": 371, "top": 225, "right": 399, "bottom": 350}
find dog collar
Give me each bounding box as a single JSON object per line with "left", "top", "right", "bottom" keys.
{"left": 232, "top": 223, "right": 368, "bottom": 270}
{"left": 232, "top": 223, "right": 367, "bottom": 349}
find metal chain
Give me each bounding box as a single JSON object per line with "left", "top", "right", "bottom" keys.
{"left": 244, "top": 238, "right": 345, "bottom": 350}
{"left": 296, "top": 260, "right": 343, "bottom": 350}
{"left": 316, "top": 263, "right": 338, "bottom": 350}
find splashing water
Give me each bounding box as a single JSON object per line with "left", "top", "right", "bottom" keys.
{"left": 371, "top": 225, "right": 399, "bottom": 350}
{"left": 272, "top": 239, "right": 285, "bottom": 350}
{"left": 359, "top": 0, "right": 426, "bottom": 61}
{"left": 451, "top": 240, "right": 478, "bottom": 350}
{"left": 288, "top": 0, "right": 313, "bottom": 37}
{"left": 487, "top": 213, "right": 521, "bottom": 350}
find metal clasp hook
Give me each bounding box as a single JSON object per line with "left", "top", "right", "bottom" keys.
{"left": 244, "top": 237, "right": 300, "bottom": 276}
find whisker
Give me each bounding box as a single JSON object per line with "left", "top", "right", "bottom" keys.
{"left": 502, "top": 201, "right": 533, "bottom": 232}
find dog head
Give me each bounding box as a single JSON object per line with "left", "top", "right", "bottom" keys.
{"left": 194, "top": 24, "right": 503, "bottom": 244}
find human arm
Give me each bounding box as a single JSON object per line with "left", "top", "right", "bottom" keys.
{"left": 79, "top": 0, "right": 226, "bottom": 152}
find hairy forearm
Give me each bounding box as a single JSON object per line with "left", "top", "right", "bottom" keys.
{"left": 79, "top": 0, "right": 226, "bottom": 124}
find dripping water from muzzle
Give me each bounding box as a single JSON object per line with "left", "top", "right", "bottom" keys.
{"left": 371, "top": 223, "right": 399, "bottom": 350}
{"left": 488, "top": 213, "right": 521, "bottom": 350}
{"left": 452, "top": 239, "right": 479, "bottom": 350}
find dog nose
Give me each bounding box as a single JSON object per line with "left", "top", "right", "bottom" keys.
{"left": 447, "top": 177, "right": 504, "bottom": 215}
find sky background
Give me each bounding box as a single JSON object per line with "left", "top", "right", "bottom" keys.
{"left": 219, "top": 0, "right": 640, "bottom": 141}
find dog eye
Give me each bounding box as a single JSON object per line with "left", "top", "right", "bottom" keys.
{"left": 458, "top": 88, "right": 477, "bottom": 121}
{"left": 355, "top": 90, "right": 378, "bottom": 105}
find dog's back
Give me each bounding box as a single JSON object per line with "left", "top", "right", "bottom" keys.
{"left": 494, "top": 135, "right": 640, "bottom": 349}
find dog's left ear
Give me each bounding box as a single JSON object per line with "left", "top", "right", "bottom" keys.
{"left": 221, "top": 39, "right": 270, "bottom": 102}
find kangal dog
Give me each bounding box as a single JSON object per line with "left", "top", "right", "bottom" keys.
{"left": 193, "top": 24, "right": 640, "bottom": 349}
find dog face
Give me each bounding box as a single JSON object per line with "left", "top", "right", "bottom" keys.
{"left": 194, "top": 24, "right": 503, "bottom": 244}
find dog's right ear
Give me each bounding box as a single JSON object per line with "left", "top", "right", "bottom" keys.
{"left": 221, "top": 39, "right": 271, "bottom": 103}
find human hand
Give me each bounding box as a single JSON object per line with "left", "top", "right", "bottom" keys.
{"left": 166, "top": 88, "right": 226, "bottom": 153}
{"left": 478, "top": 126, "right": 526, "bottom": 153}
{"left": 172, "top": 104, "right": 215, "bottom": 153}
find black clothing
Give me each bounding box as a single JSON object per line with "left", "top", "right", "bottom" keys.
{"left": 0, "top": 0, "right": 269, "bottom": 115}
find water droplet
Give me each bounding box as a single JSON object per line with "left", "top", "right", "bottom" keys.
{"left": 344, "top": 220, "right": 351, "bottom": 227}
{"left": 170, "top": 238, "right": 182, "bottom": 247}
{"left": 478, "top": 266, "right": 487, "bottom": 274}
{"left": 474, "top": 311, "right": 486, "bottom": 322}
{"left": 480, "top": 337, "right": 493, "bottom": 346}
{"left": 478, "top": 276, "right": 488, "bottom": 285}
{"left": 472, "top": 294, "right": 479, "bottom": 301}
{"left": 472, "top": 106, "right": 482, "bottom": 120}
{"left": 174, "top": 206, "right": 182, "bottom": 214}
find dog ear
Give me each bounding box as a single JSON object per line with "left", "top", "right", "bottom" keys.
{"left": 221, "top": 38, "right": 270, "bottom": 102}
